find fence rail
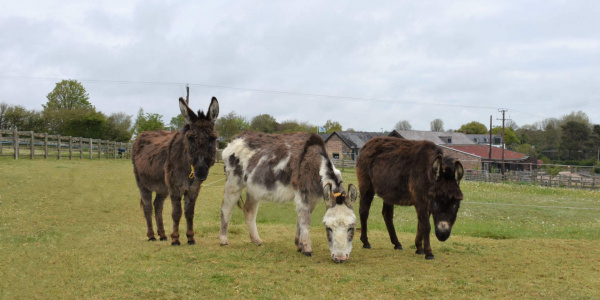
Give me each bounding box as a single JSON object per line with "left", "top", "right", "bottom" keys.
{"left": 0, "top": 129, "right": 132, "bottom": 160}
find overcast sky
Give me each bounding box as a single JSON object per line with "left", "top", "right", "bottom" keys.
{"left": 2, "top": 0, "right": 599, "bottom": 132}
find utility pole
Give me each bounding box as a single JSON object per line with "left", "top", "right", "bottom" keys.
{"left": 185, "top": 84, "right": 190, "bottom": 105}
{"left": 497, "top": 109, "right": 510, "bottom": 175}
{"left": 489, "top": 115, "right": 492, "bottom": 173}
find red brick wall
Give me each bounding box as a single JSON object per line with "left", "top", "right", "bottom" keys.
{"left": 442, "top": 148, "right": 482, "bottom": 170}
{"left": 324, "top": 135, "right": 352, "bottom": 158}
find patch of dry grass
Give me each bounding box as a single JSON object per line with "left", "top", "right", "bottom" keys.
{"left": 1, "top": 159, "right": 599, "bottom": 299}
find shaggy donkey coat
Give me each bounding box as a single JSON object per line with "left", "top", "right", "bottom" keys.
{"left": 132, "top": 97, "right": 219, "bottom": 245}
{"left": 220, "top": 131, "right": 357, "bottom": 262}
{"left": 356, "top": 137, "right": 464, "bottom": 260}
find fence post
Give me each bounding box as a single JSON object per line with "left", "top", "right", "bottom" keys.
{"left": 30, "top": 131, "right": 34, "bottom": 159}
{"left": 13, "top": 128, "right": 18, "bottom": 160}
{"left": 89, "top": 138, "right": 93, "bottom": 159}
{"left": 0, "top": 130, "right": 3, "bottom": 154}
{"left": 97, "top": 139, "right": 101, "bottom": 159}
{"left": 79, "top": 137, "right": 83, "bottom": 159}
{"left": 113, "top": 141, "right": 117, "bottom": 160}
{"left": 57, "top": 135, "right": 61, "bottom": 160}
{"left": 341, "top": 153, "right": 345, "bottom": 172}
{"left": 69, "top": 137, "right": 73, "bottom": 160}
{"left": 44, "top": 133, "right": 48, "bottom": 159}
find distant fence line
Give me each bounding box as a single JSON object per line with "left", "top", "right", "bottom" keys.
{"left": 331, "top": 153, "right": 599, "bottom": 190}
{"left": 0, "top": 129, "right": 132, "bottom": 160}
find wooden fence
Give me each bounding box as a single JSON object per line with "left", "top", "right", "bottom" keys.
{"left": 0, "top": 129, "right": 132, "bottom": 160}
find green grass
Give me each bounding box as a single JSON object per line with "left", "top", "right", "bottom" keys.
{"left": 1, "top": 159, "right": 599, "bottom": 299}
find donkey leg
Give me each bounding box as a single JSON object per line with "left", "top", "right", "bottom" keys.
{"left": 294, "top": 192, "right": 313, "bottom": 256}
{"left": 153, "top": 193, "right": 168, "bottom": 241}
{"left": 382, "top": 202, "right": 402, "bottom": 250}
{"left": 219, "top": 181, "right": 242, "bottom": 246}
{"left": 243, "top": 192, "right": 263, "bottom": 245}
{"left": 184, "top": 187, "right": 200, "bottom": 245}
{"left": 415, "top": 204, "right": 434, "bottom": 259}
{"left": 359, "top": 187, "right": 375, "bottom": 249}
{"left": 170, "top": 193, "right": 183, "bottom": 246}
{"left": 140, "top": 188, "right": 156, "bottom": 241}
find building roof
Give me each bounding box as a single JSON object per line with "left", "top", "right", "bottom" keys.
{"left": 441, "top": 145, "right": 528, "bottom": 161}
{"left": 393, "top": 130, "right": 475, "bottom": 145}
{"left": 325, "top": 131, "right": 385, "bottom": 149}
{"left": 318, "top": 133, "right": 331, "bottom": 141}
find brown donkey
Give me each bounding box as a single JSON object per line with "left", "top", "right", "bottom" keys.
{"left": 356, "top": 137, "right": 464, "bottom": 260}
{"left": 132, "top": 97, "right": 219, "bottom": 245}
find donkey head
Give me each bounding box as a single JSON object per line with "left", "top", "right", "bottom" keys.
{"left": 430, "top": 155, "right": 464, "bottom": 242}
{"left": 179, "top": 96, "right": 219, "bottom": 181}
{"left": 322, "top": 183, "right": 357, "bottom": 263}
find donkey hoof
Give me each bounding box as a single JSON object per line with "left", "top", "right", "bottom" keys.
{"left": 416, "top": 250, "right": 425, "bottom": 255}
{"left": 394, "top": 245, "right": 403, "bottom": 250}
{"left": 148, "top": 237, "right": 157, "bottom": 242}
{"left": 159, "top": 237, "right": 168, "bottom": 241}
{"left": 363, "top": 244, "right": 371, "bottom": 249}
{"left": 171, "top": 241, "right": 181, "bottom": 246}
{"left": 187, "top": 240, "right": 195, "bottom": 245}
{"left": 303, "top": 252, "right": 312, "bottom": 257}
{"left": 425, "top": 254, "right": 435, "bottom": 260}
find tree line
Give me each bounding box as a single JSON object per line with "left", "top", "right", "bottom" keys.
{"left": 394, "top": 112, "right": 600, "bottom": 166}
{"left": 2, "top": 80, "right": 598, "bottom": 165}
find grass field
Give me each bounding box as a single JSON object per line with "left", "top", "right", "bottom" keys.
{"left": 1, "top": 158, "right": 599, "bottom": 299}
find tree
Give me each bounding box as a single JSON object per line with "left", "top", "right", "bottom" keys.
{"left": 324, "top": 120, "right": 342, "bottom": 133}
{"left": 491, "top": 126, "right": 519, "bottom": 147}
{"left": 215, "top": 111, "right": 249, "bottom": 141}
{"left": 251, "top": 114, "right": 278, "bottom": 133}
{"left": 430, "top": 118, "right": 444, "bottom": 132}
{"left": 169, "top": 115, "right": 185, "bottom": 131}
{"left": 43, "top": 79, "right": 92, "bottom": 111}
{"left": 559, "top": 121, "right": 590, "bottom": 160}
{"left": 561, "top": 111, "right": 590, "bottom": 127}
{"left": 133, "top": 108, "right": 165, "bottom": 136}
{"left": 276, "top": 120, "right": 316, "bottom": 133}
{"left": 0, "top": 102, "right": 8, "bottom": 129}
{"left": 2, "top": 104, "right": 43, "bottom": 131}
{"left": 394, "top": 120, "right": 412, "bottom": 131}
{"left": 505, "top": 120, "right": 519, "bottom": 130}
{"left": 456, "top": 121, "right": 487, "bottom": 134}
{"left": 62, "top": 108, "right": 107, "bottom": 139}
{"left": 103, "top": 112, "right": 133, "bottom": 142}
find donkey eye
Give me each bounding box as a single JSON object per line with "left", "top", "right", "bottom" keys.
{"left": 347, "top": 228, "right": 354, "bottom": 233}
{"left": 326, "top": 227, "right": 332, "bottom": 232}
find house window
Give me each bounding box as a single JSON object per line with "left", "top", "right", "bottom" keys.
{"left": 494, "top": 138, "right": 501, "bottom": 144}
{"left": 447, "top": 138, "right": 452, "bottom": 144}
{"left": 474, "top": 138, "right": 478, "bottom": 143}
{"left": 333, "top": 153, "right": 339, "bottom": 159}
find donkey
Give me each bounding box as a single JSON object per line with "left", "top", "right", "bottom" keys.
{"left": 219, "top": 131, "right": 357, "bottom": 262}
{"left": 356, "top": 137, "right": 464, "bottom": 260}
{"left": 132, "top": 96, "right": 219, "bottom": 245}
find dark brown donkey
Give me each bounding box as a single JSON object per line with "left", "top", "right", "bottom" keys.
{"left": 356, "top": 137, "right": 464, "bottom": 260}
{"left": 132, "top": 96, "right": 219, "bottom": 245}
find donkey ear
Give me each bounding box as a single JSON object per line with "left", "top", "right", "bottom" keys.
{"left": 179, "top": 97, "right": 197, "bottom": 124}
{"left": 207, "top": 97, "right": 219, "bottom": 121}
{"left": 455, "top": 160, "right": 464, "bottom": 182}
{"left": 323, "top": 183, "right": 335, "bottom": 208}
{"left": 346, "top": 184, "right": 358, "bottom": 208}
{"left": 432, "top": 154, "right": 442, "bottom": 181}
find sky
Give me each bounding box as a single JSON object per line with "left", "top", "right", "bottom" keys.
{"left": 1, "top": 0, "right": 599, "bottom": 132}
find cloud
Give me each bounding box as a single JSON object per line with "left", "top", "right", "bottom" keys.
{"left": 1, "top": 0, "right": 599, "bottom": 132}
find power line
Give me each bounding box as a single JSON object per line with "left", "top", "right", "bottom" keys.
{"left": 0, "top": 75, "right": 513, "bottom": 111}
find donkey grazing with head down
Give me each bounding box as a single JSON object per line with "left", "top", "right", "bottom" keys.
{"left": 356, "top": 137, "right": 464, "bottom": 260}
{"left": 132, "top": 97, "right": 219, "bottom": 245}
{"left": 220, "top": 131, "right": 357, "bottom": 262}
